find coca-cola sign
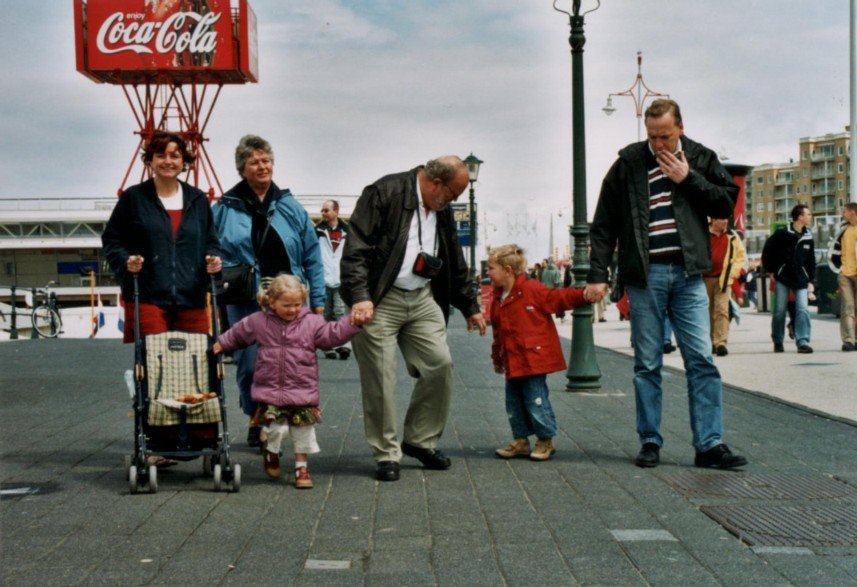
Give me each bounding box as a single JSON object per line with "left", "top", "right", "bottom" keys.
{"left": 84, "top": 0, "right": 234, "bottom": 71}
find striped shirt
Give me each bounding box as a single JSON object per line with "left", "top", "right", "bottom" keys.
{"left": 647, "top": 143, "right": 683, "bottom": 259}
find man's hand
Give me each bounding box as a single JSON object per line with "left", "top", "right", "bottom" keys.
{"left": 583, "top": 283, "right": 608, "bottom": 303}
{"left": 313, "top": 307, "right": 325, "bottom": 315}
{"left": 656, "top": 150, "right": 689, "bottom": 183}
{"left": 351, "top": 300, "right": 374, "bottom": 325}
{"left": 126, "top": 255, "right": 144, "bottom": 273}
{"left": 467, "top": 312, "right": 487, "bottom": 336}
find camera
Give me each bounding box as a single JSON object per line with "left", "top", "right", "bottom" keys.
{"left": 412, "top": 251, "right": 443, "bottom": 279}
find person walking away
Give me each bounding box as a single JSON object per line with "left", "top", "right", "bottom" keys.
{"left": 213, "top": 275, "right": 360, "bottom": 488}
{"left": 703, "top": 217, "right": 746, "bottom": 356}
{"left": 828, "top": 202, "right": 857, "bottom": 351}
{"left": 488, "top": 245, "right": 587, "bottom": 461}
{"left": 316, "top": 199, "right": 352, "bottom": 359}
{"left": 212, "top": 135, "right": 325, "bottom": 448}
{"left": 584, "top": 99, "right": 748, "bottom": 470}
{"left": 341, "top": 155, "right": 486, "bottom": 482}
{"left": 762, "top": 204, "right": 816, "bottom": 353}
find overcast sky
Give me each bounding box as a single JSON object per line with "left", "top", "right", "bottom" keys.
{"left": 0, "top": 1, "right": 850, "bottom": 260}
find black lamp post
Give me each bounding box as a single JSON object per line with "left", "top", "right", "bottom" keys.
{"left": 554, "top": 0, "right": 601, "bottom": 391}
{"left": 463, "top": 153, "right": 483, "bottom": 283}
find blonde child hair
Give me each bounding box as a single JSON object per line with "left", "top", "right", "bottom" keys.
{"left": 488, "top": 244, "right": 528, "bottom": 275}
{"left": 257, "top": 274, "right": 308, "bottom": 306}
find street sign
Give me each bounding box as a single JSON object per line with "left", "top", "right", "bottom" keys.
{"left": 451, "top": 202, "right": 475, "bottom": 247}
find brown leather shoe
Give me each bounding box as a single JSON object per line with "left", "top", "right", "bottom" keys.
{"left": 530, "top": 438, "right": 555, "bottom": 461}
{"left": 263, "top": 451, "right": 281, "bottom": 479}
{"left": 294, "top": 466, "right": 313, "bottom": 489}
{"left": 495, "top": 438, "right": 531, "bottom": 459}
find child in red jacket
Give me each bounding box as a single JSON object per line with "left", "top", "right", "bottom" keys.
{"left": 488, "top": 245, "right": 587, "bottom": 461}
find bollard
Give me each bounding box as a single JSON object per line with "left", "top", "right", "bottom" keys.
{"left": 9, "top": 286, "right": 18, "bottom": 340}
{"left": 30, "top": 288, "right": 38, "bottom": 339}
{"left": 758, "top": 269, "right": 769, "bottom": 313}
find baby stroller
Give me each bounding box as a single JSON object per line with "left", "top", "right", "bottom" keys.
{"left": 125, "top": 274, "right": 240, "bottom": 493}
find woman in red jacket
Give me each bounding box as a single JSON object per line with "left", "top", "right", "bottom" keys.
{"left": 488, "top": 245, "right": 587, "bottom": 461}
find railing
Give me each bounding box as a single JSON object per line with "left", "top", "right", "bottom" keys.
{"left": 0, "top": 285, "right": 35, "bottom": 340}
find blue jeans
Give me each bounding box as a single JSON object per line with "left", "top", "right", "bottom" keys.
{"left": 504, "top": 374, "right": 557, "bottom": 440}
{"left": 663, "top": 317, "right": 674, "bottom": 345}
{"left": 771, "top": 281, "right": 810, "bottom": 346}
{"left": 626, "top": 263, "right": 724, "bottom": 452}
{"left": 226, "top": 302, "right": 259, "bottom": 418}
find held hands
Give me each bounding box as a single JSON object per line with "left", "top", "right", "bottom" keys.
{"left": 350, "top": 300, "right": 375, "bottom": 325}
{"left": 313, "top": 307, "right": 325, "bottom": 315}
{"left": 583, "top": 283, "right": 608, "bottom": 303}
{"left": 467, "top": 313, "right": 487, "bottom": 336}
{"left": 205, "top": 255, "right": 222, "bottom": 274}
{"left": 212, "top": 342, "right": 223, "bottom": 355}
{"left": 656, "top": 150, "right": 689, "bottom": 183}
{"left": 126, "top": 255, "right": 144, "bottom": 273}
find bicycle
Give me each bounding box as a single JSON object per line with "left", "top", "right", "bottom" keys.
{"left": 31, "top": 281, "right": 63, "bottom": 338}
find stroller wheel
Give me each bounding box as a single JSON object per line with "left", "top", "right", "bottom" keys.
{"left": 213, "top": 464, "right": 223, "bottom": 492}
{"left": 128, "top": 465, "right": 138, "bottom": 494}
{"left": 202, "top": 455, "right": 213, "bottom": 477}
{"left": 231, "top": 464, "right": 242, "bottom": 493}
{"left": 124, "top": 455, "right": 132, "bottom": 480}
{"left": 148, "top": 465, "right": 158, "bottom": 493}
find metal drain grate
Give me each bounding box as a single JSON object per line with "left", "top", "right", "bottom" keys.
{"left": 660, "top": 473, "right": 857, "bottom": 500}
{"left": 701, "top": 505, "right": 857, "bottom": 547}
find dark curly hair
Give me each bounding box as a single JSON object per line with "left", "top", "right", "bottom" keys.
{"left": 141, "top": 131, "right": 196, "bottom": 170}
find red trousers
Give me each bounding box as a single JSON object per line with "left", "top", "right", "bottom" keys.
{"left": 123, "top": 302, "right": 210, "bottom": 343}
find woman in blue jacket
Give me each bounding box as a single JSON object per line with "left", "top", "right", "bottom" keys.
{"left": 212, "top": 134, "right": 325, "bottom": 447}
{"left": 103, "top": 131, "right": 222, "bottom": 343}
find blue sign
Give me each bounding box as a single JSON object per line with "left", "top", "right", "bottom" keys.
{"left": 451, "top": 203, "right": 475, "bottom": 247}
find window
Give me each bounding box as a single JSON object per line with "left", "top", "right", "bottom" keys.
{"left": 819, "top": 144, "right": 834, "bottom": 158}
{"left": 757, "top": 217, "right": 764, "bottom": 226}
{"left": 839, "top": 146, "right": 844, "bottom": 156}
{"left": 839, "top": 163, "right": 844, "bottom": 173}
{"left": 839, "top": 198, "right": 845, "bottom": 207}
{"left": 756, "top": 203, "right": 764, "bottom": 212}
{"left": 839, "top": 180, "right": 844, "bottom": 190}
{"left": 768, "top": 176, "right": 773, "bottom": 183}
{"left": 757, "top": 176, "right": 764, "bottom": 184}
{"left": 803, "top": 150, "right": 808, "bottom": 160}
{"left": 767, "top": 202, "right": 773, "bottom": 211}
{"left": 757, "top": 190, "right": 763, "bottom": 198}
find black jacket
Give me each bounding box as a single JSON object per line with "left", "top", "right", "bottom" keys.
{"left": 761, "top": 224, "right": 816, "bottom": 289}
{"left": 340, "top": 167, "right": 480, "bottom": 322}
{"left": 588, "top": 136, "right": 738, "bottom": 288}
{"left": 102, "top": 179, "right": 221, "bottom": 307}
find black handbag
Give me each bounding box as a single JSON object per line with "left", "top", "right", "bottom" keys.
{"left": 216, "top": 264, "right": 256, "bottom": 304}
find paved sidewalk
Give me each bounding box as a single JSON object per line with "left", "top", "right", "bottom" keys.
{"left": 585, "top": 304, "right": 857, "bottom": 425}
{"left": 1, "top": 322, "right": 856, "bottom": 586}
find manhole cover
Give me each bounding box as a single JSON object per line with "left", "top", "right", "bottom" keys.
{"left": 661, "top": 473, "right": 856, "bottom": 500}
{"left": 701, "top": 505, "right": 857, "bottom": 547}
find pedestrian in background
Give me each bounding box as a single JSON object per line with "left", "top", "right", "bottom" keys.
{"left": 703, "top": 217, "right": 746, "bottom": 357}
{"left": 762, "top": 204, "right": 816, "bottom": 354}
{"left": 828, "top": 202, "right": 857, "bottom": 351}
{"left": 487, "top": 245, "right": 587, "bottom": 461}
{"left": 213, "top": 275, "right": 360, "bottom": 489}
{"left": 585, "top": 99, "right": 748, "bottom": 470}
{"left": 212, "top": 134, "right": 325, "bottom": 448}
{"left": 316, "top": 199, "right": 352, "bottom": 360}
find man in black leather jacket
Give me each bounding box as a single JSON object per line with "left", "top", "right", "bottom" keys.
{"left": 585, "top": 99, "right": 747, "bottom": 471}
{"left": 341, "top": 156, "right": 486, "bottom": 481}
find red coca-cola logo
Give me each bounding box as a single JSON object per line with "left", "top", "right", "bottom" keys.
{"left": 96, "top": 11, "right": 221, "bottom": 55}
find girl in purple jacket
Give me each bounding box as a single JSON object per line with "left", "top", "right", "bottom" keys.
{"left": 214, "top": 274, "right": 360, "bottom": 489}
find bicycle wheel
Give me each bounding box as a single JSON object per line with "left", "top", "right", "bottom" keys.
{"left": 32, "top": 305, "right": 61, "bottom": 338}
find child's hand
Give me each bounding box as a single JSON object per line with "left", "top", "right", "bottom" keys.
{"left": 212, "top": 342, "right": 223, "bottom": 355}
{"left": 494, "top": 364, "right": 504, "bottom": 374}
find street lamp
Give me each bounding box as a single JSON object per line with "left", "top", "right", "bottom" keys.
{"left": 603, "top": 51, "right": 669, "bottom": 141}
{"left": 553, "top": 0, "right": 601, "bottom": 391}
{"left": 463, "top": 153, "right": 483, "bottom": 284}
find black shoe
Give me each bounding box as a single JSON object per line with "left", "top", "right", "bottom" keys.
{"left": 375, "top": 460, "right": 400, "bottom": 481}
{"left": 324, "top": 350, "right": 338, "bottom": 360}
{"left": 246, "top": 426, "right": 262, "bottom": 448}
{"left": 843, "top": 342, "right": 856, "bottom": 352}
{"left": 336, "top": 347, "right": 351, "bottom": 360}
{"left": 663, "top": 343, "right": 677, "bottom": 354}
{"left": 401, "top": 442, "right": 452, "bottom": 470}
{"left": 715, "top": 345, "right": 728, "bottom": 357}
{"left": 773, "top": 343, "right": 784, "bottom": 353}
{"left": 797, "top": 344, "right": 813, "bottom": 354}
{"left": 634, "top": 443, "right": 660, "bottom": 468}
{"left": 694, "top": 444, "right": 748, "bottom": 469}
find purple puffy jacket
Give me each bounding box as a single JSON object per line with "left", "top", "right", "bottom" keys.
{"left": 217, "top": 307, "right": 360, "bottom": 408}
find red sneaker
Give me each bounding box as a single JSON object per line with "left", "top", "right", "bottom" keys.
{"left": 295, "top": 466, "right": 313, "bottom": 489}
{"left": 263, "top": 451, "right": 280, "bottom": 479}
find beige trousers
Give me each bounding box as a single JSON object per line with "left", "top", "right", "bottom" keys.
{"left": 839, "top": 273, "right": 857, "bottom": 344}
{"left": 351, "top": 285, "right": 453, "bottom": 462}
{"left": 703, "top": 277, "right": 731, "bottom": 347}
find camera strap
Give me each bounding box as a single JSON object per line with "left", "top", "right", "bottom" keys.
{"left": 415, "top": 204, "right": 439, "bottom": 255}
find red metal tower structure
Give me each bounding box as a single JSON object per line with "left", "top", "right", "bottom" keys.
{"left": 73, "top": 0, "right": 258, "bottom": 198}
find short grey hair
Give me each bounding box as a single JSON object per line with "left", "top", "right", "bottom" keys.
{"left": 235, "top": 135, "right": 274, "bottom": 176}
{"left": 424, "top": 156, "right": 464, "bottom": 184}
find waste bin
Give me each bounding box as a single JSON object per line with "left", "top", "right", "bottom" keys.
{"left": 815, "top": 264, "right": 838, "bottom": 315}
